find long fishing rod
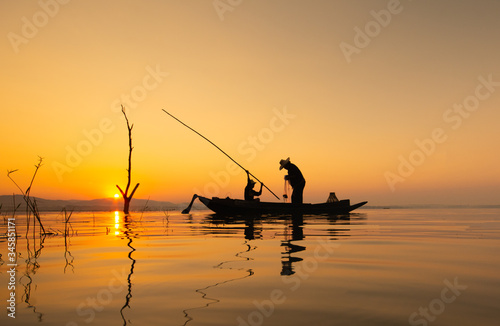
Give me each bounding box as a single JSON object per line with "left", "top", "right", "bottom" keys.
{"left": 162, "top": 109, "right": 280, "bottom": 200}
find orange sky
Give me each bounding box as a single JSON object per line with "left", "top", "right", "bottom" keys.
{"left": 1, "top": 0, "right": 499, "bottom": 205}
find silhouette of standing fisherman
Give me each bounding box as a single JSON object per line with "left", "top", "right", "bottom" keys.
{"left": 279, "top": 158, "right": 305, "bottom": 204}
{"left": 245, "top": 170, "right": 263, "bottom": 201}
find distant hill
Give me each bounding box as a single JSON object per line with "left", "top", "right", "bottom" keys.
{"left": 2, "top": 195, "right": 496, "bottom": 213}
{"left": 0, "top": 195, "right": 199, "bottom": 212}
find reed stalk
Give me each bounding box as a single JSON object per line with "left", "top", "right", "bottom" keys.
{"left": 7, "top": 157, "right": 46, "bottom": 235}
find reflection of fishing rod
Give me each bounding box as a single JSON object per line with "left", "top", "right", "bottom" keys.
{"left": 162, "top": 109, "right": 280, "bottom": 200}
{"left": 182, "top": 240, "right": 256, "bottom": 326}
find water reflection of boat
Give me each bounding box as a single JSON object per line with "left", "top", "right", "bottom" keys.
{"left": 181, "top": 223, "right": 256, "bottom": 326}
{"left": 281, "top": 214, "right": 305, "bottom": 276}
{"left": 194, "top": 195, "right": 367, "bottom": 216}
{"left": 204, "top": 214, "right": 308, "bottom": 275}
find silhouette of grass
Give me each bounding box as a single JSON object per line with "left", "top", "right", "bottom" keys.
{"left": 7, "top": 156, "right": 47, "bottom": 235}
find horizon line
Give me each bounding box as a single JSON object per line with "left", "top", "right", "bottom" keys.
{"left": 0, "top": 194, "right": 498, "bottom": 209}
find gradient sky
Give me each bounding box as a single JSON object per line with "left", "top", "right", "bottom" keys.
{"left": 1, "top": 0, "right": 499, "bottom": 205}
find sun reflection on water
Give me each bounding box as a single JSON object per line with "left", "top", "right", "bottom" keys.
{"left": 114, "top": 210, "right": 120, "bottom": 235}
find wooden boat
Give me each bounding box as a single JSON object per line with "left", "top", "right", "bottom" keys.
{"left": 188, "top": 195, "right": 367, "bottom": 216}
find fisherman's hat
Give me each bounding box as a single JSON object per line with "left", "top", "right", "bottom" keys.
{"left": 279, "top": 157, "right": 290, "bottom": 170}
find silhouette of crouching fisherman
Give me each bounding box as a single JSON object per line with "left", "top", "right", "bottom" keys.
{"left": 244, "top": 170, "right": 263, "bottom": 201}
{"left": 279, "top": 157, "right": 305, "bottom": 204}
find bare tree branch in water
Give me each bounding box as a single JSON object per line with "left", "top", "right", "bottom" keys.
{"left": 116, "top": 106, "right": 140, "bottom": 215}
{"left": 63, "top": 208, "right": 75, "bottom": 273}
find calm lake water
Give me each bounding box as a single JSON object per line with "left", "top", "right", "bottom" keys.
{"left": 1, "top": 208, "right": 499, "bottom": 326}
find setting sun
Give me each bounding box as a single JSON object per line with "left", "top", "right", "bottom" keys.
{"left": 114, "top": 194, "right": 120, "bottom": 199}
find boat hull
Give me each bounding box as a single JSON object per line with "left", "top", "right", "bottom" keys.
{"left": 197, "top": 196, "right": 367, "bottom": 216}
